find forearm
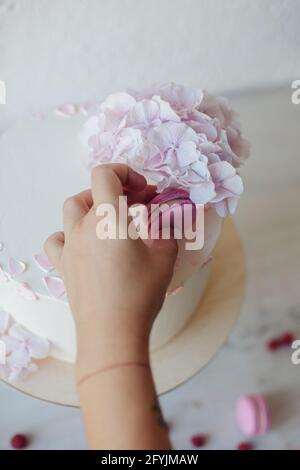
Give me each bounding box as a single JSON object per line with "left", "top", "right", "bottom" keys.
{"left": 75, "top": 321, "right": 172, "bottom": 450}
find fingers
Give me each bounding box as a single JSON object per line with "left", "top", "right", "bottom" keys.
{"left": 63, "top": 190, "right": 93, "bottom": 238}
{"left": 44, "top": 231, "right": 65, "bottom": 270}
{"left": 62, "top": 166, "right": 148, "bottom": 239}
{"left": 91, "top": 164, "right": 147, "bottom": 207}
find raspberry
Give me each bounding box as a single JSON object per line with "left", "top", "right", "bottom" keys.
{"left": 237, "top": 441, "right": 253, "bottom": 450}
{"left": 191, "top": 434, "right": 207, "bottom": 447}
{"left": 280, "top": 332, "right": 295, "bottom": 346}
{"left": 10, "top": 434, "right": 29, "bottom": 450}
{"left": 266, "top": 338, "right": 281, "bottom": 351}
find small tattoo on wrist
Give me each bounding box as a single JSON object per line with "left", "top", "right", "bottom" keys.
{"left": 152, "top": 398, "right": 168, "bottom": 429}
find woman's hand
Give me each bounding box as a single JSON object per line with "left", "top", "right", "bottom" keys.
{"left": 45, "top": 163, "right": 177, "bottom": 374}
{"left": 44, "top": 163, "right": 176, "bottom": 450}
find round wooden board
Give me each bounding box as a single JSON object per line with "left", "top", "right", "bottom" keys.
{"left": 1, "top": 218, "right": 246, "bottom": 406}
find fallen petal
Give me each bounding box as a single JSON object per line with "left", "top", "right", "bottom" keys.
{"left": 8, "top": 325, "right": 50, "bottom": 359}
{"left": 15, "top": 282, "right": 38, "bottom": 301}
{"left": 8, "top": 257, "right": 26, "bottom": 277}
{"left": 54, "top": 103, "right": 79, "bottom": 117}
{"left": 27, "top": 335, "right": 50, "bottom": 360}
{"left": 0, "top": 364, "right": 10, "bottom": 380}
{"left": 8, "top": 361, "right": 38, "bottom": 382}
{"left": 0, "top": 310, "right": 12, "bottom": 334}
{"left": 8, "top": 367, "right": 28, "bottom": 382}
{"left": 0, "top": 266, "right": 9, "bottom": 283}
{"left": 33, "top": 253, "right": 54, "bottom": 273}
{"left": 7, "top": 344, "right": 31, "bottom": 369}
{"left": 43, "top": 276, "right": 66, "bottom": 299}
{"left": 6, "top": 324, "right": 50, "bottom": 359}
{"left": 1, "top": 334, "right": 23, "bottom": 354}
{"left": 79, "top": 101, "right": 99, "bottom": 115}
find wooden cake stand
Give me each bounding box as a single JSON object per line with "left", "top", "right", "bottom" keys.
{"left": 1, "top": 218, "right": 246, "bottom": 406}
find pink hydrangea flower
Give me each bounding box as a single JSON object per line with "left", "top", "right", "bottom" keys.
{"left": 82, "top": 83, "right": 249, "bottom": 216}
{"left": 0, "top": 313, "right": 50, "bottom": 382}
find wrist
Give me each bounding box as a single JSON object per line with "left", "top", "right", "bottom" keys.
{"left": 75, "top": 318, "right": 150, "bottom": 380}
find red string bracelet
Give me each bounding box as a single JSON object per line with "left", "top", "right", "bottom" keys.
{"left": 77, "top": 361, "right": 150, "bottom": 387}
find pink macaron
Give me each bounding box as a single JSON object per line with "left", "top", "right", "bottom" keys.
{"left": 236, "top": 394, "right": 270, "bottom": 437}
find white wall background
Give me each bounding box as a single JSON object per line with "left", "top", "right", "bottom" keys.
{"left": 0, "top": 0, "right": 299, "bottom": 128}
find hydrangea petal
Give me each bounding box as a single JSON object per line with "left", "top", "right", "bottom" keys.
{"left": 227, "top": 197, "right": 239, "bottom": 215}
{"left": 0, "top": 266, "right": 9, "bottom": 283}
{"left": 210, "top": 187, "right": 234, "bottom": 203}
{"left": 8, "top": 324, "right": 50, "bottom": 359}
{"left": 191, "top": 160, "right": 210, "bottom": 179}
{"left": 1, "top": 334, "right": 23, "bottom": 354}
{"left": 0, "top": 310, "right": 12, "bottom": 334}
{"left": 7, "top": 345, "right": 31, "bottom": 369}
{"left": 16, "top": 282, "right": 38, "bottom": 301}
{"left": 55, "top": 103, "right": 79, "bottom": 117}
{"left": 79, "top": 115, "right": 100, "bottom": 149}
{"left": 159, "top": 83, "right": 203, "bottom": 114}
{"left": 223, "top": 174, "right": 244, "bottom": 195}
{"left": 0, "top": 323, "right": 49, "bottom": 382}
{"left": 209, "top": 161, "right": 236, "bottom": 182}
{"left": 27, "top": 336, "right": 50, "bottom": 359}
{"left": 152, "top": 96, "right": 180, "bottom": 122}
{"left": 43, "top": 276, "right": 66, "bottom": 299}
{"left": 7, "top": 366, "right": 29, "bottom": 382}
{"left": 207, "top": 153, "right": 221, "bottom": 165}
{"left": 79, "top": 100, "right": 99, "bottom": 115}
{"left": 33, "top": 253, "right": 54, "bottom": 273}
{"left": 0, "top": 364, "right": 10, "bottom": 379}
{"left": 189, "top": 181, "right": 216, "bottom": 204}
{"left": 8, "top": 257, "right": 26, "bottom": 276}
{"left": 101, "top": 93, "right": 136, "bottom": 116}
{"left": 128, "top": 99, "right": 159, "bottom": 127}
{"left": 176, "top": 141, "right": 199, "bottom": 167}
{"left": 9, "top": 324, "right": 32, "bottom": 342}
{"left": 213, "top": 200, "right": 229, "bottom": 217}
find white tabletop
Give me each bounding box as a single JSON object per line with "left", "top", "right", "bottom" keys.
{"left": 0, "top": 88, "right": 299, "bottom": 450}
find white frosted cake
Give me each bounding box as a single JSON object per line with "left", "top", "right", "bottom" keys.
{"left": 0, "top": 83, "right": 249, "bottom": 381}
